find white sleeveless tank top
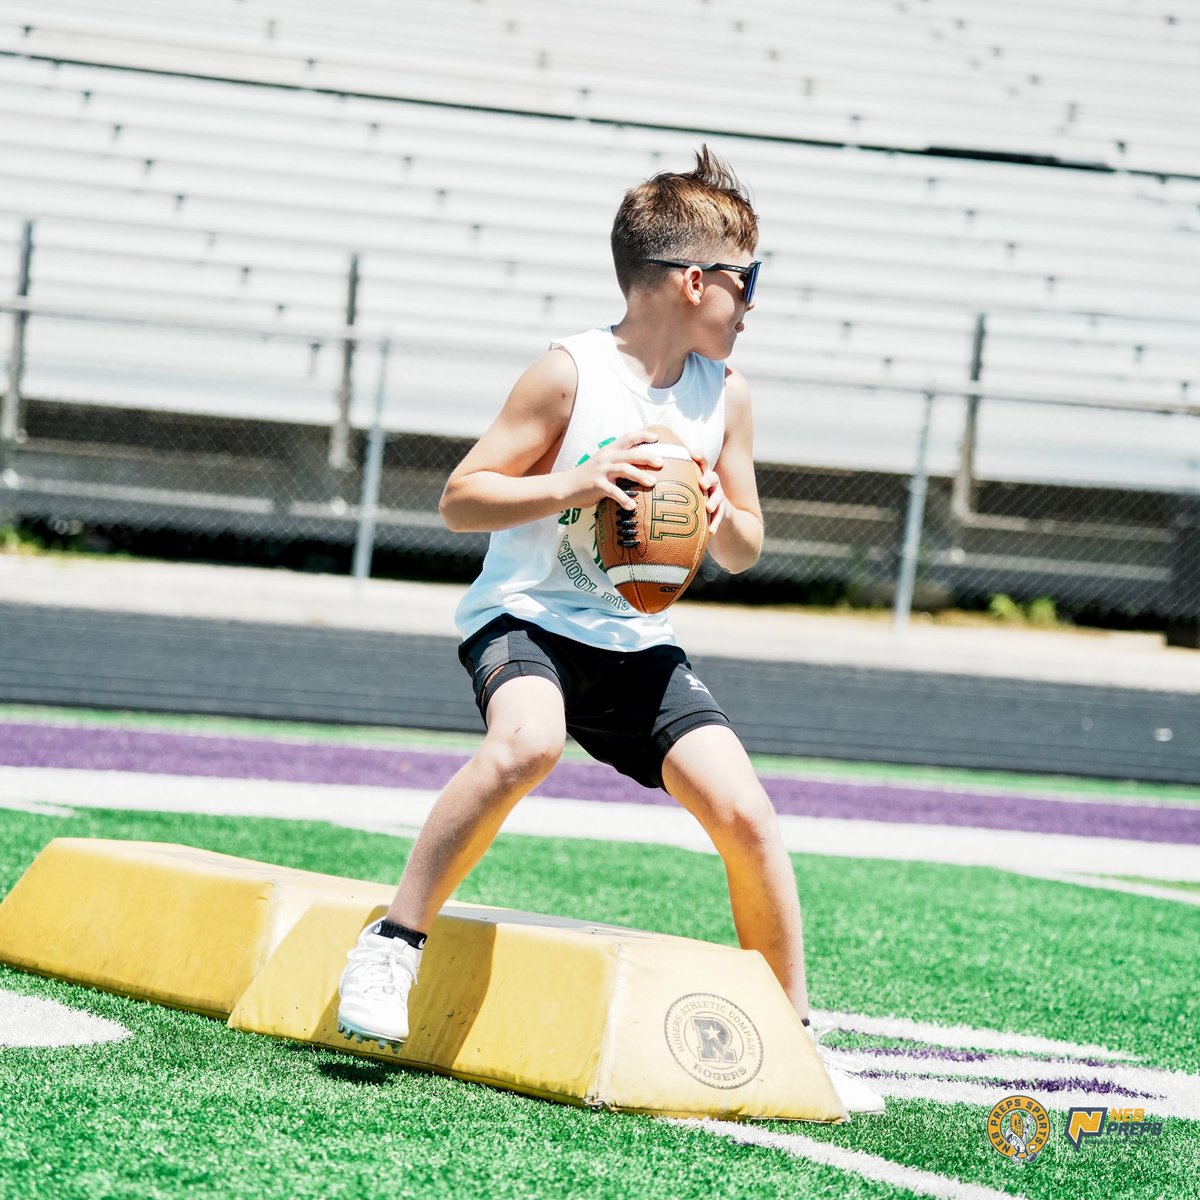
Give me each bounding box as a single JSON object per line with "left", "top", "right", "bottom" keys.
{"left": 455, "top": 326, "right": 727, "bottom": 651}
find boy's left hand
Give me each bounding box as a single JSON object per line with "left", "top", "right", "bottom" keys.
{"left": 691, "top": 452, "right": 731, "bottom": 536}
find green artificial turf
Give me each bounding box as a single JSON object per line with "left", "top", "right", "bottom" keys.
{"left": 1, "top": 806, "right": 1197, "bottom": 1200}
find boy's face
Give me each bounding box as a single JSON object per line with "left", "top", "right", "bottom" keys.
{"left": 689, "top": 243, "right": 757, "bottom": 360}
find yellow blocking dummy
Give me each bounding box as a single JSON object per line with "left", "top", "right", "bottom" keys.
{"left": 0, "top": 839, "right": 845, "bottom": 1121}
{"left": 0, "top": 838, "right": 393, "bottom": 1017}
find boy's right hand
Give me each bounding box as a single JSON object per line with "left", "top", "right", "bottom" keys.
{"left": 561, "top": 429, "right": 665, "bottom": 511}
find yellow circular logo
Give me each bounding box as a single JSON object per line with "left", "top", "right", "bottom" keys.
{"left": 987, "top": 1095, "right": 1051, "bottom": 1164}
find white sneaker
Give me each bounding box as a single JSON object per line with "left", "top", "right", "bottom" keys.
{"left": 337, "top": 919, "right": 423, "bottom": 1050}
{"left": 806, "top": 1023, "right": 886, "bottom": 1116}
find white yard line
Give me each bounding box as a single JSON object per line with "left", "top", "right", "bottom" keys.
{"left": 667, "top": 1119, "right": 1031, "bottom": 1200}
{"left": 812, "top": 1011, "right": 1133, "bottom": 1062}
{"left": 1018, "top": 870, "right": 1200, "bottom": 905}
{"left": 0, "top": 990, "right": 131, "bottom": 1047}
{"left": 2, "top": 767, "right": 1199, "bottom": 895}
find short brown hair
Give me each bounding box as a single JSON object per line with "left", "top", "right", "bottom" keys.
{"left": 611, "top": 146, "right": 758, "bottom": 296}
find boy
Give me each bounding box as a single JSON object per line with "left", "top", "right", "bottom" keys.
{"left": 337, "top": 148, "right": 883, "bottom": 1115}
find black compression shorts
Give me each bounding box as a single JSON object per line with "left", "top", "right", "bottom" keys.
{"left": 458, "top": 614, "right": 733, "bottom": 791}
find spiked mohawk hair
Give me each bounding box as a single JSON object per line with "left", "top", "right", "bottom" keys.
{"left": 610, "top": 146, "right": 758, "bottom": 296}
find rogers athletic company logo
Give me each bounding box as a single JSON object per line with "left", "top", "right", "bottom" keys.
{"left": 987, "top": 1095, "right": 1051, "bottom": 1164}
{"left": 664, "top": 993, "right": 764, "bottom": 1090}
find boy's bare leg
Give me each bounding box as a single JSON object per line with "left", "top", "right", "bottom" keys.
{"left": 661, "top": 724, "right": 811, "bottom": 1019}
{"left": 386, "top": 676, "right": 567, "bottom": 931}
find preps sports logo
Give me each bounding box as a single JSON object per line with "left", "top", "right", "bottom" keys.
{"left": 663, "top": 993, "right": 763, "bottom": 1090}
{"left": 1065, "top": 1106, "right": 1165, "bottom": 1150}
{"left": 987, "top": 1095, "right": 1051, "bottom": 1164}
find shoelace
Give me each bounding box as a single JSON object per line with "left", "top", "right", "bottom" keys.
{"left": 346, "top": 942, "right": 416, "bottom": 995}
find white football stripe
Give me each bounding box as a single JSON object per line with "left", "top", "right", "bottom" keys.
{"left": 605, "top": 564, "right": 693, "bottom": 585}
{"left": 667, "top": 1120, "right": 1032, "bottom": 1200}
{"left": 0, "top": 990, "right": 132, "bottom": 1047}
{"left": 648, "top": 444, "right": 696, "bottom": 462}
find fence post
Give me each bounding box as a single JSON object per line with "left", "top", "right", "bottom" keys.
{"left": 351, "top": 338, "right": 390, "bottom": 581}
{"left": 950, "top": 312, "right": 987, "bottom": 523}
{"left": 1166, "top": 494, "right": 1200, "bottom": 648}
{"left": 893, "top": 390, "right": 936, "bottom": 632}
{"left": 1, "top": 219, "right": 34, "bottom": 446}
{"left": 328, "top": 252, "right": 360, "bottom": 471}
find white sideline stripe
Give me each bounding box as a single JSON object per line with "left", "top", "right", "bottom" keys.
{"left": 0, "top": 990, "right": 132, "bottom": 1047}
{"left": 668, "top": 1119, "right": 1030, "bottom": 1200}
{"left": 2, "top": 768, "right": 1199, "bottom": 894}
{"left": 604, "top": 563, "right": 692, "bottom": 585}
{"left": 0, "top": 797, "right": 77, "bottom": 818}
{"left": 1019, "top": 869, "right": 1200, "bottom": 906}
{"left": 814, "top": 1010, "right": 1133, "bottom": 1061}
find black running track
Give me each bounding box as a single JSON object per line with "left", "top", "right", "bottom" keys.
{"left": 0, "top": 603, "right": 1195, "bottom": 785}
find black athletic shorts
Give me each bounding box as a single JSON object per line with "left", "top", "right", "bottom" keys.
{"left": 458, "top": 614, "right": 733, "bottom": 791}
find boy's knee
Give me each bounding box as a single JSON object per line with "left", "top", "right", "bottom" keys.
{"left": 483, "top": 724, "right": 564, "bottom": 790}
{"left": 707, "top": 791, "right": 776, "bottom": 847}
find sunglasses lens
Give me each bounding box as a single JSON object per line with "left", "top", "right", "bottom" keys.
{"left": 743, "top": 262, "right": 760, "bottom": 306}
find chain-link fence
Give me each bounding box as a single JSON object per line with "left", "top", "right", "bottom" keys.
{"left": 746, "top": 386, "right": 1199, "bottom": 631}
{"left": 4, "top": 284, "right": 1199, "bottom": 646}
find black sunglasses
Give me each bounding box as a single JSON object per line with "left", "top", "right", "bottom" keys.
{"left": 642, "top": 258, "right": 761, "bottom": 306}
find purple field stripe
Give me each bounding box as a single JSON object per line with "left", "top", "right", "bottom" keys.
{"left": 0, "top": 723, "right": 467, "bottom": 791}
{"left": 856, "top": 1046, "right": 991, "bottom": 1063}
{"left": 2, "top": 721, "right": 1200, "bottom": 846}
{"left": 861, "top": 1071, "right": 1163, "bottom": 1100}
{"left": 854, "top": 1046, "right": 1121, "bottom": 1069}
{"left": 768, "top": 776, "right": 1200, "bottom": 845}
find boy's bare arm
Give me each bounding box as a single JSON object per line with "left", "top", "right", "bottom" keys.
{"left": 440, "top": 349, "right": 667, "bottom": 533}
{"left": 698, "top": 368, "right": 764, "bottom": 574}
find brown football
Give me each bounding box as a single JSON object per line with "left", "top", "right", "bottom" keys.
{"left": 594, "top": 425, "right": 710, "bottom": 614}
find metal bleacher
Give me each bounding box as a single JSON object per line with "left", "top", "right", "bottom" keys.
{"left": 1, "top": 0, "right": 1199, "bottom": 619}
{"left": 4, "top": 0, "right": 1198, "bottom": 169}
